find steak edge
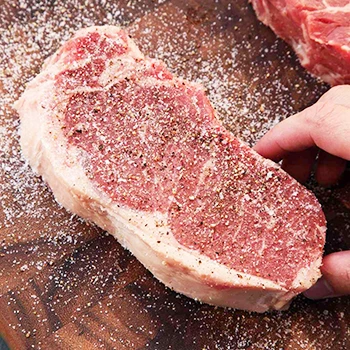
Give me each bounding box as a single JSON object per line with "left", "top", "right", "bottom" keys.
{"left": 15, "top": 26, "right": 326, "bottom": 312}
{"left": 250, "top": 0, "right": 350, "bottom": 85}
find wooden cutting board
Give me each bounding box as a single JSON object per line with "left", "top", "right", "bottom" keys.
{"left": 0, "top": 0, "right": 349, "bottom": 349}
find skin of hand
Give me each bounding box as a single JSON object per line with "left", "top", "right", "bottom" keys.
{"left": 254, "top": 85, "right": 350, "bottom": 299}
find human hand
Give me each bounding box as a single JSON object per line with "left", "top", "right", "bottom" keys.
{"left": 254, "top": 85, "right": 350, "bottom": 299}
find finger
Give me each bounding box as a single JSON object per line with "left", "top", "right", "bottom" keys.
{"left": 281, "top": 148, "right": 318, "bottom": 183}
{"left": 254, "top": 94, "right": 350, "bottom": 161}
{"left": 304, "top": 251, "right": 350, "bottom": 299}
{"left": 315, "top": 151, "right": 347, "bottom": 186}
{"left": 318, "top": 85, "right": 350, "bottom": 108}
{"left": 253, "top": 112, "right": 314, "bottom": 161}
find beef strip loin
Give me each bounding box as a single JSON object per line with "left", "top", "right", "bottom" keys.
{"left": 250, "top": 0, "right": 350, "bottom": 86}
{"left": 15, "top": 26, "right": 326, "bottom": 312}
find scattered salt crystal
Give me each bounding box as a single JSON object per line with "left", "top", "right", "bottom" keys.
{"left": 20, "top": 264, "right": 28, "bottom": 272}
{"left": 266, "top": 171, "right": 273, "bottom": 180}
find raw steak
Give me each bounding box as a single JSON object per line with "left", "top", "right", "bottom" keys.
{"left": 250, "top": 0, "right": 350, "bottom": 85}
{"left": 15, "top": 26, "right": 326, "bottom": 312}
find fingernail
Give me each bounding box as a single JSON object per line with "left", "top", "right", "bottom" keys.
{"left": 303, "top": 278, "right": 334, "bottom": 300}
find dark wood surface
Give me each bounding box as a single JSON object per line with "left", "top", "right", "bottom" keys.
{"left": 0, "top": 1, "right": 349, "bottom": 349}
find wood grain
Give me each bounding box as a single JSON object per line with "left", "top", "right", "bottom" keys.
{"left": 0, "top": 0, "right": 349, "bottom": 349}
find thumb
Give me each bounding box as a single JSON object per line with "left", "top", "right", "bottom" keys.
{"left": 303, "top": 251, "right": 350, "bottom": 299}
